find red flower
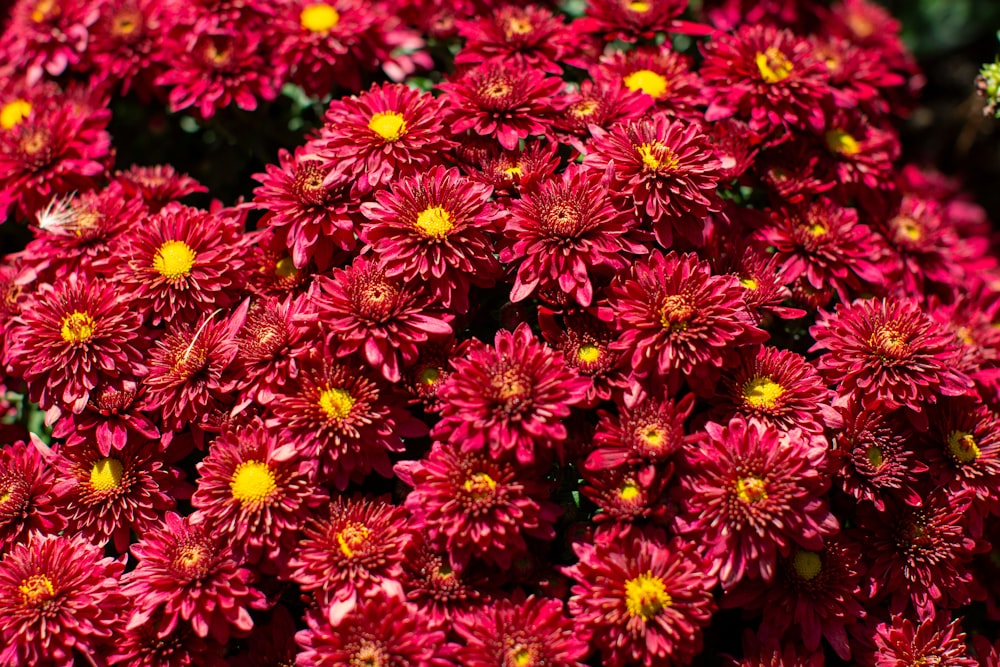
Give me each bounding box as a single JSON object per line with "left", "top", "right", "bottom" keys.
{"left": 563, "top": 535, "right": 716, "bottom": 667}
{"left": 0, "top": 0, "right": 95, "bottom": 84}
{"left": 576, "top": 0, "right": 714, "bottom": 42}
{"left": 232, "top": 294, "right": 315, "bottom": 405}
{"left": 87, "top": 0, "right": 168, "bottom": 96}
{"left": 923, "top": 400, "right": 1000, "bottom": 507}
{"left": 0, "top": 440, "right": 65, "bottom": 552}
{"left": 540, "top": 310, "right": 623, "bottom": 407}
{"left": 112, "top": 164, "right": 206, "bottom": 213}
{"left": 675, "top": 416, "right": 838, "bottom": 589}
{"left": 50, "top": 378, "right": 160, "bottom": 456}
{"left": 0, "top": 532, "right": 127, "bottom": 667}
{"left": 584, "top": 114, "right": 724, "bottom": 247}
{"left": 7, "top": 273, "right": 145, "bottom": 414}
{"left": 431, "top": 323, "right": 590, "bottom": 464}
{"left": 123, "top": 512, "right": 267, "bottom": 644}
{"left": 439, "top": 62, "right": 563, "bottom": 150}
{"left": 455, "top": 4, "right": 584, "bottom": 74}
{"left": 594, "top": 46, "right": 704, "bottom": 120}
{"left": 586, "top": 392, "right": 694, "bottom": 471}
{"left": 400, "top": 544, "right": 488, "bottom": 628}
{"left": 396, "top": 443, "right": 561, "bottom": 570}
{"left": 869, "top": 610, "right": 977, "bottom": 667}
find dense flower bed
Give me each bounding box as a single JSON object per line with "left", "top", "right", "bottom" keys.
{"left": 1, "top": 0, "right": 999, "bottom": 665}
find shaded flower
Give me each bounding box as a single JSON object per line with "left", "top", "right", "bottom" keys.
{"left": 455, "top": 4, "right": 583, "bottom": 74}
{"left": 400, "top": 543, "right": 487, "bottom": 628}
{"left": 869, "top": 610, "right": 977, "bottom": 667}
{"left": 0, "top": 440, "right": 65, "bottom": 552}
{"left": 586, "top": 392, "right": 694, "bottom": 471}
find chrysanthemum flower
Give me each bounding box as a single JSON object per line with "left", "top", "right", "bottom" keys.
{"left": 605, "top": 251, "right": 768, "bottom": 395}
{"left": 252, "top": 145, "right": 357, "bottom": 269}
{"left": 312, "top": 83, "right": 455, "bottom": 195}
{"left": 111, "top": 203, "right": 247, "bottom": 325}
{"left": 813, "top": 35, "right": 906, "bottom": 117}
{"left": 724, "top": 536, "right": 865, "bottom": 660}
{"left": 431, "top": 322, "right": 591, "bottom": 464}
{"left": 701, "top": 24, "right": 830, "bottom": 135}
{"left": 584, "top": 114, "right": 724, "bottom": 247}
{"left": 810, "top": 296, "right": 973, "bottom": 417}
{"left": 464, "top": 139, "right": 561, "bottom": 196}
{"left": 827, "top": 399, "right": 925, "bottom": 510}
{"left": 269, "top": 352, "right": 426, "bottom": 489}
{"left": 0, "top": 532, "right": 127, "bottom": 667}
{"left": 288, "top": 496, "right": 413, "bottom": 622}
{"left": 931, "top": 283, "right": 1000, "bottom": 402}
{"left": 757, "top": 199, "right": 888, "bottom": 301}
{"left": 191, "top": 418, "right": 327, "bottom": 565}
{"left": 87, "top": 0, "right": 168, "bottom": 96}
{"left": 675, "top": 416, "right": 838, "bottom": 588}
{"left": 540, "top": 310, "right": 623, "bottom": 407}
{"left": 455, "top": 4, "right": 584, "bottom": 75}
{"left": 0, "top": 440, "right": 65, "bottom": 552}
{"left": 576, "top": 0, "right": 714, "bottom": 42}
{"left": 155, "top": 28, "right": 279, "bottom": 118}
{"left": 360, "top": 165, "right": 503, "bottom": 312}
{"left": 109, "top": 610, "right": 228, "bottom": 667}
{"left": 438, "top": 62, "right": 563, "bottom": 150}
{"left": 553, "top": 80, "right": 652, "bottom": 145}
{"left": 50, "top": 378, "right": 160, "bottom": 456}
{"left": 233, "top": 294, "right": 314, "bottom": 405}
{"left": 563, "top": 535, "right": 716, "bottom": 667}
{"left": 6, "top": 273, "right": 145, "bottom": 414}
{"left": 820, "top": 110, "right": 900, "bottom": 199}
{"left": 502, "top": 165, "right": 639, "bottom": 307}
{"left": 754, "top": 139, "right": 836, "bottom": 205}
{"left": 52, "top": 438, "right": 175, "bottom": 553}
{"left": 453, "top": 594, "right": 591, "bottom": 667}
{"left": 245, "top": 230, "right": 313, "bottom": 297}
{"left": 594, "top": 46, "right": 704, "bottom": 119}
{"left": 295, "top": 595, "right": 449, "bottom": 667}
{"left": 715, "top": 346, "right": 831, "bottom": 436}
{"left": 309, "top": 255, "right": 453, "bottom": 382}
{"left": 0, "top": 0, "right": 95, "bottom": 84}
{"left": 581, "top": 463, "right": 672, "bottom": 526}
{"left": 724, "top": 634, "right": 824, "bottom": 667}
{"left": 270, "top": 0, "right": 379, "bottom": 97}
{"left": 586, "top": 392, "right": 694, "bottom": 471}
{"left": 712, "top": 243, "right": 805, "bottom": 322}
{"left": 868, "top": 610, "right": 977, "bottom": 667}
{"left": 400, "top": 543, "right": 487, "bottom": 627}
{"left": 395, "top": 442, "right": 561, "bottom": 570}
{"left": 923, "top": 400, "right": 1000, "bottom": 506}
{"left": 113, "top": 164, "right": 207, "bottom": 213}
{"left": 0, "top": 97, "right": 112, "bottom": 221}
{"left": 123, "top": 512, "right": 267, "bottom": 644}
{"left": 143, "top": 310, "right": 242, "bottom": 433}
{"left": 859, "top": 487, "right": 978, "bottom": 615}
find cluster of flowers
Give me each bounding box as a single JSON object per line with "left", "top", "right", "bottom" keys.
{"left": 1, "top": 0, "right": 1000, "bottom": 665}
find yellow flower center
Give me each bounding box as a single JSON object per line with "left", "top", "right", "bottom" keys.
{"left": 947, "top": 431, "right": 981, "bottom": 464}
{"left": 624, "top": 572, "right": 671, "bottom": 620}
{"left": 60, "top": 311, "right": 95, "bottom": 343}
{"left": 414, "top": 206, "right": 453, "bottom": 238}
{"left": 505, "top": 16, "right": 533, "bottom": 36}
{"left": 866, "top": 445, "right": 884, "bottom": 468}
{"left": 418, "top": 366, "right": 441, "bottom": 386}
{"left": 736, "top": 475, "right": 768, "bottom": 503}
{"left": 628, "top": 0, "right": 651, "bottom": 11}
{"left": 742, "top": 376, "right": 785, "bottom": 409}
{"left": 368, "top": 111, "right": 407, "bottom": 142}
{"left": 274, "top": 256, "right": 299, "bottom": 279}
{"left": 484, "top": 81, "right": 511, "bottom": 98}
{"left": 792, "top": 550, "right": 822, "bottom": 580}
{"left": 31, "top": 0, "right": 58, "bottom": 22}
{"left": 639, "top": 425, "right": 665, "bottom": 448}
{"left": 660, "top": 294, "right": 693, "bottom": 331}
{"left": 89, "top": 457, "right": 124, "bottom": 492}
{"left": 623, "top": 70, "right": 669, "bottom": 98}
{"left": 755, "top": 47, "right": 793, "bottom": 83}
{"left": 619, "top": 481, "right": 641, "bottom": 501}
{"left": 740, "top": 277, "right": 759, "bottom": 290}
{"left": 825, "top": 129, "right": 860, "bottom": 156}
{"left": 636, "top": 142, "right": 679, "bottom": 171}
{"left": 577, "top": 344, "right": 601, "bottom": 364}
{"left": 511, "top": 647, "right": 534, "bottom": 667}
{"left": 177, "top": 544, "right": 207, "bottom": 569}
{"left": 318, "top": 387, "right": 355, "bottom": 421}
{"left": 152, "top": 240, "right": 197, "bottom": 279}
{"left": 0, "top": 488, "right": 10, "bottom": 504}
{"left": 0, "top": 99, "right": 31, "bottom": 130}
{"left": 19, "top": 574, "right": 54, "bottom": 603}
{"left": 893, "top": 216, "right": 922, "bottom": 242}
{"left": 464, "top": 472, "right": 497, "bottom": 500}
{"left": 503, "top": 164, "right": 523, "bottom": 177}
{"left": 230, "top": 460, "right": 277, "bottom": 505}
{"left": 336, "top": 522, "right": 371, "bottom": 557}
{"left": 300, "top": 3, "right": 339, "bottom": 32}
{"left": 808, "top": 222, "right": 827, "bottom": 237}
{"left": 570, "top": 100, "right": 599, "bottom": 118}
{"left": 869, "top": 324, "right": 908, "bottom": 359}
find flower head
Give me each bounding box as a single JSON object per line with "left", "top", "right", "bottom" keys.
{"left": 0, "top": 441, "right": 65, "bottom": 553}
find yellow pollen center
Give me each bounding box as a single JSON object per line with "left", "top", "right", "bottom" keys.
{"left": 230, "top": 460, "right": 277, "bottom": 505}
{"left": 637, "top": 142, "right": 678, "bottom": 171}
{"left": 0, "top": 99, "right": 31, "bottom": 130}
{"left": 19, "top": 574, "right": 54, "bottom": 603}
{"left": 152, "top": 240, "right": 196, "bottom": 279}
{"left": 792, "top": 550, "right": 822, "bottom": 580}
{"left": 274, "top": 256, "right": 299, "bottom": 279}
{"left": 336, "top": 522, "right": 371, "bottom": 557}
{"left": 947, "top": 431, "right": 981, "bottom": 464}
{"left": 300, "top": 3, "right": 340, "bottom": 32}
{"left": 503, "top": 164, "right": 523, "bottom": 177}
{"left": 624, "top": 70, "right": 669, "bottom": 98}
{"left": 464, "top": 472, "right": 497, "bottom": 500}
{"left": 60, "top": 310, "right": 95, "bottom": 343}
{"left": 570, "top": 100, "right": 599, "bottom": 118}
{"left": 505, "top": 17, "right": 532, "bottom": 35}
{"left": 511, "top": 647, "right": 533, "bottom": 667}
{"left": 31, "top": 0, "right": 57, "bottom": 22}
{"left": 736, "top": 476, "right": 768, "bottom": 503}
{"left": 418, "top": 366, "right": 441, "bottom": 386}
{"left": 414, "top": 206, "right": 453, "bottom": 238}
{"left": 577, "top": 344, "right": 601, "bottom": 364}
{"left": 640, "top": 426, "right": 665, "bottom": 448}
{"left": 894, "top": 216, "right": 922, "bottom": 242}
{"left": 318, "top": 387, "right": 355, "bottom": 421}
{"left": 755, "top": 47, "right": 793, "bottom": 83}
{"left": 368, "top": 111, "right": 407, "bottom": 142}
{"left": 740, "top": 277, "right": 759, "bottom": 290}
{"left": 89, "top": 457, "right": 124, "bottom": 492}
{"left": 866, "top": 445, "right": 884, "bottom": 468}
{"left": 0, "top": 488, "right": 10, "bottom": 504}
{"left": 742, "top": 376, "right": 785, "bottom": 409}
{"left": 619, "top": 481, "right": 641, "bottom": 501}
{"left": 660, "top": 294, "right": 693, "bottom": 331}
{"left": 628, "top": 0, "right": 651, "bottom": 11}
{"left": 826, "top": 129, "right": 860, "bottom": 156}
{"left": 177, "top": 544, "right": 206, "bottom": 569}
{"left": 870, "top": 325, "right": 908, "bottom": 358}
{"left": 624, "top": 572, "right": 671, "bottom": 620}
{"left": 484, "top": 81, "right": 511, "bottom": 98}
